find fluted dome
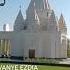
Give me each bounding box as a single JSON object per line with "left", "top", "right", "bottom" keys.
{"left": 58, "top": 14, "right": 66, "bottom": 29}
{"left": 14, "top": 9, "right": 25, "bottom": 31}
{"left": 58, "top": 14, "right": 67, "bottom": 34}
{"left": 27, "top": 0, "right": 50, "bottom": 11}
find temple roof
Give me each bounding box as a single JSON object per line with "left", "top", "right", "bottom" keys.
{"left": 27, "top": 0, "right": 50, "bottom": 11}
{"left": 49, "top": 10, "right": 56, "bottom": 23}
{"left": 58, "top": 14, "right": 66, "bottom": 29}
{"left": 43, "top": 0, "right": 50, "bottom": 9}
{"left": 15, "top": 9, "right": 24, "bottom": 22}
{"left": 14, "top": 9, "right": 25, "bottom": 31}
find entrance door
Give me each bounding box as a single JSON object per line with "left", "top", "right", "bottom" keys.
{"left": 29, "top": 49, "right": 35, "bottom": 58}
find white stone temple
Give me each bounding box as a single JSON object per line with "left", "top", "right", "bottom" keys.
{"left": 0, "top": 0, "right": 67, "bottom": 59}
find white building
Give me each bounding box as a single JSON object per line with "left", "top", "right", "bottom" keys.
{"left": 3, "top": 24, "right": 10, "bottom": 31}
{"left": 0, "top": 0, "right": 67, "bottom": 59}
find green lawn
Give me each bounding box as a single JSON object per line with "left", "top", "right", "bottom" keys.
{"left": 38, "top": 65, "right": 70, "bottom": 70}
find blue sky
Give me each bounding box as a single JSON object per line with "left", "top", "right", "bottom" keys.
{"left": 0, "top": 0, "right": 70, "bottom": 38}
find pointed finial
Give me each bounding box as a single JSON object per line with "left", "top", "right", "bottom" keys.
{"left": 60, "top": 13, "right": 64, "bottom": 21}
{"left": 61, "top": 13, "right": 63, "bottom": 18}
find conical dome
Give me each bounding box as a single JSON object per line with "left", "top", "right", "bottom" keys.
{"left": 27, "top": 0, "right": 50, "bottom": 11}
{"left": 43, "top": 0, "right": 50, "bottom": 9}
{"left": 58, "top": 14, "right": 67, "bottom": 34}
{"left": 48, "top": 10, "right": 58, "bottom": 32}
{"left": 58, "top": 14, "right": 66, "bottom": 30}
{"left": 49, "top": 10, "right": 57, "bottom": 24}
{"left": 14, "top": 9, "right": 25, "bottom": 31}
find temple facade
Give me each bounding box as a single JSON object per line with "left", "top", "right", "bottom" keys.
{"left": 0, "top": 0, "right": 67, "bottom": 59}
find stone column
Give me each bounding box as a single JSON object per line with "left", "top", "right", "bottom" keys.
{"left": 6, "top": 39, "right": 11, "bottom": 57}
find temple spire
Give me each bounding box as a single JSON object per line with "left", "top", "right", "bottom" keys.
{"left": 14, "top": 8, "right": 25, "bottom": 31}
{"left": 27, "top": 0, "right": 50, "bottom": 11}
{"left": 58, "top": 14, "right": 66, "bottom": 29}
{"left": 58, "top": 14, "right": 67, "bottom": 34}
{"left": 44, "top": 0, "right": 50, "bottom": 9}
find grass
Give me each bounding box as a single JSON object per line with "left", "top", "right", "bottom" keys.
{"left": 38, "top": 65, "right": 70, "bottom": 70}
